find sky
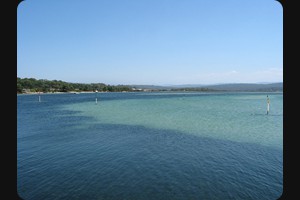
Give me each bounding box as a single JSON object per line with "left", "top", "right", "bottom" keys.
{"left": 17, "top": 0, "right": 283, "bottom": 85}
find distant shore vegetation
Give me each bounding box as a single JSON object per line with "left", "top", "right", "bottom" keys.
{"left": 17, "top": 77, "right": 219, "bottom": 94}
{"left": 17, "top": 77, "right": 283, "bottom": 94}
{"left": 17, "top": 77, "right": 134, "bottom": 94}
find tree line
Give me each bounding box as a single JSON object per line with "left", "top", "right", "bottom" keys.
{"left": 17, "top": 77, "right": 133, "bottom": 93}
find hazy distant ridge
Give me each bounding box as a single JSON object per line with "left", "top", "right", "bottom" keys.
{"left": 204, "top": 82, "right": 283, "bottom": 91}
{"left": 130, "top": 82, "right": 283, "bottom": 92}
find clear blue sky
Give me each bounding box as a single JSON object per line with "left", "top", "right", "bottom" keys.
{"left": 17, "top": 0, "right": 282, "bottom": 85}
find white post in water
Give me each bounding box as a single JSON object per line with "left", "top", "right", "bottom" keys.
{"left": 38, "top": 91, "right": 41, "bottom": 102}
{"left": 267, "top": 95, "right": 270, "bottom": 115}
{"left": 95, "top": 90, "right": 98, "bottom": 104}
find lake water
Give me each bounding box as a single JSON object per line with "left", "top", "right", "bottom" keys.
{"left": 17, "top": 92, "right": 283, "bottom": 200}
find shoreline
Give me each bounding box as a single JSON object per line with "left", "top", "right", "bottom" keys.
{"left": 17, "top": 90, "right": 283, "bottom": 95}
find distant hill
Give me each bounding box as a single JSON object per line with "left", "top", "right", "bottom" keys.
{"left": 130, "top": 82, "right": 283, "bottom": 92}
{"left": 204, "top": 82, "right": 283, "bottom": 91}
{"left": 130, "top": 85, "right": 173, "bottom": 90}
{"left": 17, "top": 77, "right": 283, "bottom": 93}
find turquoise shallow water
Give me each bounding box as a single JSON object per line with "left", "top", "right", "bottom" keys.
{"left": 17, "top": 92, "right": 283, "bottom": 200}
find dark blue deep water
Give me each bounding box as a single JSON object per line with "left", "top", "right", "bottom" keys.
{"left": 17, "top": 92, "right": 283, "bottom": 200}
